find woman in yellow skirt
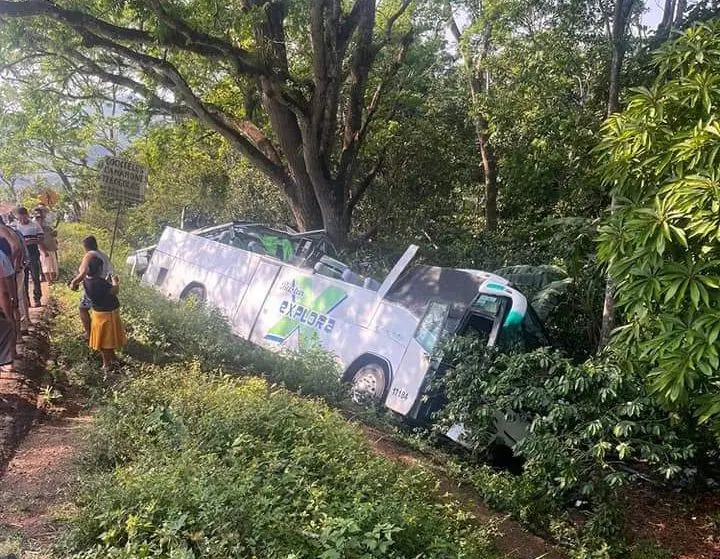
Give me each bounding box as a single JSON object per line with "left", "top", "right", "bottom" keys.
{"left": 82, "top": 256, "right": 126, "bottom": 369}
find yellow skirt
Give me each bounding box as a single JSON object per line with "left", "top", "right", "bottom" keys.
{"left": 89, "top": 309, "right": 127, "bottom": 351}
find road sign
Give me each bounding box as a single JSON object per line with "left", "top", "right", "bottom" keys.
{"left": 100, "top": 156, "right": 147, "bottom": 206}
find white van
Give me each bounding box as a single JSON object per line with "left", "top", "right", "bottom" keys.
{"left": 140, "top": 225, "right": 548, "bottom": 442}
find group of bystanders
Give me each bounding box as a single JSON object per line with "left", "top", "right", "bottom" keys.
{"left": 0, "top": 204, "right": 59, "bottom": 373}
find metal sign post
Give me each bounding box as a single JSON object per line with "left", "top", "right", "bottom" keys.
{"left": 99, "top": 156, "right": 147, "bottom": 261}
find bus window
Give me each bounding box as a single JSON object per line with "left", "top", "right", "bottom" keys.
{"left": 472, "top": 294, "right": 501, "bottom": 315}
{"left": 498, "top": 307, "right": 549, "bottom": 351}
{"left": 464, "top": 294, "right": 502, "bottom": 340}
{"left": 520, "top": 307, "right": 549, "bottom": 349}
{"left": 415, "top": 301, "right": 450, "bottom": 353}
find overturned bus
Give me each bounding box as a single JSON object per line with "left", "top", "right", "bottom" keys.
{"left": 135, "top": 223, "right": 548, "bottom": 444}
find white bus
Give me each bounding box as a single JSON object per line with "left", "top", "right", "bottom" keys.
{"left": 137, "top": 223, "right": 548, "bottom": 443}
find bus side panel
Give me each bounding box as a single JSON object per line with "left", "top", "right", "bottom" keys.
{"left": 142, "top": 248, "right": 177, "bottom": 295}
{"left": 158, "top": 227, "right": 255, "bottom": 284}
{"left": 232, "top": 259, "right": 281, "bottom": 339}
{"left": 143, "top": 228, "right": 182, "bottom": 293}
{"left": 249, "top": 268, "right": 391, "bottom": 370}
{"left": 144, "top": 227, "right": 256, "bottom": 324}
{"left": 367, "top": 301, "right": 426, "bottom": 415}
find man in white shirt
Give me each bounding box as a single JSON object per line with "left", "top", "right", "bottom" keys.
{"left": 12, "top": 207, "right": 47, "bottom": 307}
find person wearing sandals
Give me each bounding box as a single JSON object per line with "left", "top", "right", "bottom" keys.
{"left": 82, "top": 256, "right": 126, "bottom": 370}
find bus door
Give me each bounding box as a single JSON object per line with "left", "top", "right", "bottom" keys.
{"left": 386, "top": 300, "right": 451, "bottom": 416}
{"left": 233, "top": 259, "right": 282, "bottom": 339}
{"left": 408, "top": 295, "right": 508, "bottom": 422}
{"left": 462, "top": 293, "right": 508, "bottom": 346}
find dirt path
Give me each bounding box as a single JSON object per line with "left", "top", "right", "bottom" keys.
{"left": 0, "top": 284, "right": 50, "bottom": 475}
{"left": 0, "top": 285, "right": 90, "bottom": 559}
{"left": 0, "top": 416, "right": 89, "bottom": 558}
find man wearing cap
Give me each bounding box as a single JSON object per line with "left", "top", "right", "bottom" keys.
{"left": 11, "top": 207, "right": 46, "bottom": 307}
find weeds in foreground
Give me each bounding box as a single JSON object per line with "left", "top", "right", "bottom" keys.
{"left": 59, "top": 364, "right": 495, "bottom": 558}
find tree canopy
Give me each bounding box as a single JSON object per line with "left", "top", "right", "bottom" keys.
{"left": 0, "top": 0, "right": 419, "bottom": 244}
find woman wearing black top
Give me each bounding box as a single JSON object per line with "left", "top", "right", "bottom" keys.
{"left": 83, "top": 256, "right": 126, "bottom": 369}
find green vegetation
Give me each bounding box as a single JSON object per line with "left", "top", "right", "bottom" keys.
{"left": 598, "top": 21, "right": 720, "bottom": 435}
{"left": 61, "top": 366, "right": 492, "bottom": 559}
{"left": 2, "top": 0, "right": 719, "bottom": 557}
{"left": 48, "top": 230, "right": 495, "bottom": 559}
{"left": 437, "top": 339, "right": 716, "bottom": 554}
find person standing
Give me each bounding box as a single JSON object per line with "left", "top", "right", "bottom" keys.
{"left": 0, "top": 218, "right": 28, "bottom": 334}
{"left": 35, "top": 203, "right": 58, "bottom": 227}
{"left": 69, "top": 236, "right": 113, "bottom": 340}
{"left": 82, "top": 256, "right": 126, "bottom": 370}
{"left": 11, "top": 207, "right": 46, "bottom": 307}
{"left": 34, "top": 208, "right": 59, "bottom": 283}
{"left": 0, "top": 248, "right": 17, "bottom": 371}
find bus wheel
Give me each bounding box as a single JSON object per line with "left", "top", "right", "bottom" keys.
{"left": 350, "top": 362, "right": 387, "bottom": 403}
{"left": 181, "top": 283, "right": 206, "bottom": 303}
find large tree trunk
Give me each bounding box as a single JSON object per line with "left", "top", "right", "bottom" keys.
{"left": 599, "top": 0, "right": 635, "bottom": 351}
{"left": 286, "top": 178, "right": 325, "bottom": 233}
{"left": 315, "top": 181, "right": 350, "bottom": 242}
{"left": 0, "top": 0, "right": 416, "bottom": 249}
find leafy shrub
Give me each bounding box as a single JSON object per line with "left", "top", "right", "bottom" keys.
{"left": 119, "top": 277, "right": 347, "bottom": 400}
{"left": 62, "top": 364, "right": 493, "bottom": 558}
{"left": 597, "top": 22, "right": 720, "bottom": 435}
{"left": 436, "top": 338, "right": 710, "bottom": 551}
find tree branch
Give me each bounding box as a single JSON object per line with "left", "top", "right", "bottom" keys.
{"left": 347, "top": 151, "right": 385, "bottom": 216}
{"left": 143, "top": 0, "right": 264, "bottom": 76}
{"left": 309, "top": 0, "right": 343, "bottom": 166}
{"left": 379, "top": 0, "right": 413, "bottom": 45}
{"left": 0, "top": 0, "right": 265, "bottom": 75}
{"left": 49, "top": 29, "right": 291, "bottom": 188}
{"left": 58, "top": 48, "right": 189, "bottom": 116}
{"left": 356, "top": 29, "right": 412, "bottom": 147}
{"left": 336, "top": 0, "right": 376, "bottom": 187}
{"left": 337, "top": 13, "right": 413, "bottom": 190}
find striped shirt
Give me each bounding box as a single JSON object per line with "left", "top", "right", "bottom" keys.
{"left": 12, "top": 221, "right": 44, "bottom": 244}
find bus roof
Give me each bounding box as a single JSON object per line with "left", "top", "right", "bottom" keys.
{"left": 386, "top": 266, "right": 484, "bottom": 319}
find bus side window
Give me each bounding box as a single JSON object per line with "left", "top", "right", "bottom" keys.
{"left": 415, "top": 301, "right": 450, "bottom": 353}
{"left": 472, "top": 294, "right": 502, "bottom": 315}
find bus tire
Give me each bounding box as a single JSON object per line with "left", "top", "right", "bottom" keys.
{"left": 347, "top": 359, "right": 389, "bottom": 403}
{"left": 180, "top": 283, "right": 206, "bottom": 303}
